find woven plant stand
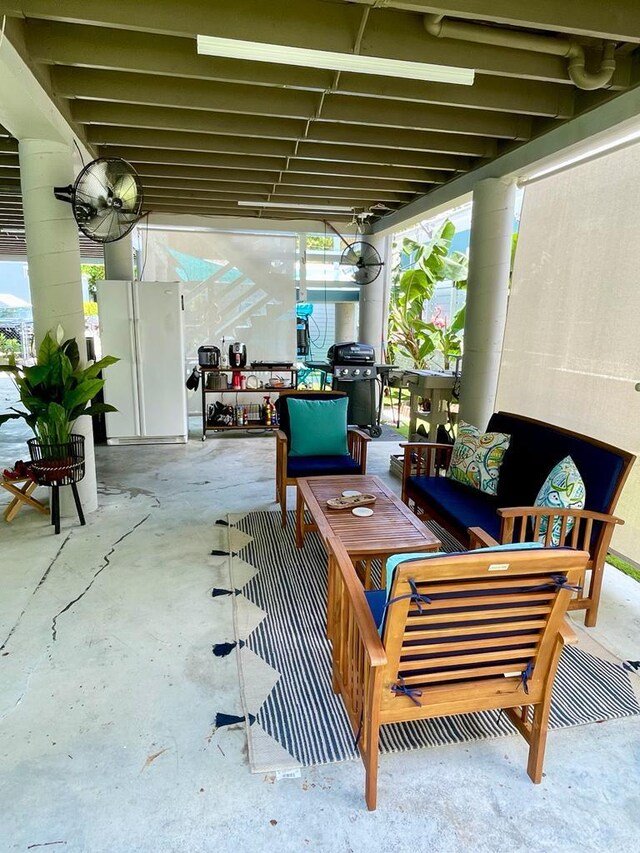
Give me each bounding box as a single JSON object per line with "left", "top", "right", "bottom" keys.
{"left": 28, "top": 434, "right": 86, "bottom": 535}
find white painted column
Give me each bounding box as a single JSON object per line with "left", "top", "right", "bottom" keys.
{"left": 358, "top": 233, "right": 389, "bottom": 361}
{"left": 19, "top": 138, "right": 98, "bottom": 514}
{"left": 458, "top": 177, "right": 516, "bottom": 430}
{"left": 104, "top": 233, "right": 134, "bottom": 281}
{"left": 335, "top": 302, "right": 356, "bottom": 342}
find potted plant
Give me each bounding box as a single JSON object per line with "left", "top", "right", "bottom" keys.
{"left": 0, "top": 326, "right": 118, "bottom": 482}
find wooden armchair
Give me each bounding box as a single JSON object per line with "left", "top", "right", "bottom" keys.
{"left": 327, "top": 535, "right": 589, "bottom": 810}
{"left": 275, "top": 390, "right": 370, "bottom": 527}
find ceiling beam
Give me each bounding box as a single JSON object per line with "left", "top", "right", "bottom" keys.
{"left": 319, "top": 95, "right": 533, "bottom": 139}
{"left": 105, "top": 147, "right": 288, "bottom": 172}
{"left": 90, "top": 126, "right": 490, "bottom": 164}
{"left": 71, "top": 93, "right": 531, "bottom": 140}
{"left": 72, "top": 102, "right": 499, "bottom": 156}
{"left": 87, "top": 126, "right": 295, "bottom": 158}
{"left": 1, "top": 0, "right": 624, "bottom": 84}
{"left": 133, "top": 163, "right": 439, "bottom": 190}
{"left": 362, "top": 1, "right": 640, "bottom": 43}
{"left": 140, "top": 176, "right": 422, "bottom": 198}
{"left": 25, "top": 20, "right": 576, "bottom": 118}
{"left": 143, "top": 183, "right": 411, "bottom": 203}
{"left": 129, "top": 156, "right": 453, "bottom": 183}
{"left": 139, "top": 170, "right": 430, "bottom": 193}
{"left": 72, "top": 102, "right": 307, "bottom": 143}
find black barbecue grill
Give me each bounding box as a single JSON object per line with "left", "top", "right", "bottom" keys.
{"left": 305, "top": 342, "right": 393, "bottom": 437}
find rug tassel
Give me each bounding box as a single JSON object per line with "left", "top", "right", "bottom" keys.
{"left": 211, "top": 587, "right": 241, "bottom": 598}
{"left": 215, "top": 519, "right": 230, "bottom": 526}
{"left": 215, "top": 712, "right": 256, "bottom": 729}
{"left": 210, "top": 549, "right": 238, "bottom": 557}
{"left": 212, "top": 642, "right": 237, "bottom": 657}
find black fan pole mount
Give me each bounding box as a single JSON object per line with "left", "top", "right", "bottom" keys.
{"left": 54, "top": 157, "right": 144, "bottom": 244}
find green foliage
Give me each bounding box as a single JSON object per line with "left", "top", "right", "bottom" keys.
{"left": 0, "top": 332, "right": 21, "bottom": 356}
{"left": 0, "top": 327, "right": 119, "bottom": 446}
{"left": 81, "top": 263, "right": 105, "bottom": 298}
{"left": 305, "top": 235, "right": 334, "bottom": 250}
{"left": 388, "top": 220, "right": 468, "bottom": 369}
{"left": 607, "top": 553, "right": 640, "bottom": 584}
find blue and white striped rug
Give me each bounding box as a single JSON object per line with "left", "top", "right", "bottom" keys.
{"left": 230, "top": 510, "right": 640, "bottom": 771}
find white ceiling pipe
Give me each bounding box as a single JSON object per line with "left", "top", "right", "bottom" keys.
{"left": 423, "top": 14, "right": 616, "bottom": 90}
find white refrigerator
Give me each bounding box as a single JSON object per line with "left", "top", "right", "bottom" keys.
{"left": 97, "top": 279, "right": 188, "bottom": 444}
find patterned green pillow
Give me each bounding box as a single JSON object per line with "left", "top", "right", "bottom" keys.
{"left": 446, "top": 421, "right": 511, "bottom": 496}
{"left": 534, "top": 456, "right": 586, "bottom": 545}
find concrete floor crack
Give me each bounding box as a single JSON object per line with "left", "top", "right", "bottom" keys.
{"left": 50, "top": 514, "right": 151, "bottom": 642}
{"left": 0, "top": 534, "right": 72, "bottom": 652}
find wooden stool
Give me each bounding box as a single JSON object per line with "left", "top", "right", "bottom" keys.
{"left": 1, "top": 476, "right": 48, "bottom": 522}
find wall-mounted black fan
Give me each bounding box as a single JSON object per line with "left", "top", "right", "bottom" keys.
{"left": 54, "top": 157, "right": 144, "bottom": 243}
{"left": 339, "top": 241, "right": 384, "bottom": 286}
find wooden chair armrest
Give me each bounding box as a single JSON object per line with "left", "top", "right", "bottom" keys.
{"left": 327, "top": 536, "right": 387, "bottom": 668}
{"left": 497, "top": 506, "right": 624, "bottom": 552}
{"left": 559, "top": 619, "right": 579, "bottom": 646}
{"left": 275, "top": 429, "right": 288, "bottom": 444}
{"left": 399, "top": 442, "right": 453, "bottom": 450}
{"left": 348, "top": 427, "right": 372, "bottom": 443}
{"left": 468, "top": 527, "right": 500, "bottom": 549}
{"left": 497, "top": 506, "right": 624, "bottom": 525}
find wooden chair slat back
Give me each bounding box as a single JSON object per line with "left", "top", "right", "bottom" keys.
{"left": 380, "top": 549, "right": 588, "bottom": 711}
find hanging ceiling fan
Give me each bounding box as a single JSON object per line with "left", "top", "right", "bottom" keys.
{"left": 54, "top": 157, "right": 144, "bottom": 243}
{"left": 339, "top": 240, "right": 384, "bottom": 286}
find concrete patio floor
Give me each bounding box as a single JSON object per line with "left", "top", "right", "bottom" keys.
{"left": 2, "top": 378, "right": 640, "bottom": 852}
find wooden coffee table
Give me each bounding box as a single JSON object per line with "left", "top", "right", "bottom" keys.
{"left": 296, "top": 474, "right": 441, "bottom": 589}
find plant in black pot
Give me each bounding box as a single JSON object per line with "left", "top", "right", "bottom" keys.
{"left": 0, "top": 326, "right": 119, "bottom": 486}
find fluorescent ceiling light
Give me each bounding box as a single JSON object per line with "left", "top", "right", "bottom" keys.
{"left": 197, "top": 35, "right": 474, "bottom": 85}
{"left": 238, "top": 200, "right": 354, "bottom": 212}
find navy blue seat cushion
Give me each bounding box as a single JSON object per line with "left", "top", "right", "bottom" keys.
{"left": 365, "top": 589, "right": 387, "bottom": 631}
{"left": 488, "top": 412, "right": 625, "bottom": 514}
{"left": 275, "top": 393, "right": 346, "bottom": 442}
{"left": 407, "top": 475, "right": 501, "bottom": 540}
{"left": 286, "top": 454, "right": 362, "bottom": 479}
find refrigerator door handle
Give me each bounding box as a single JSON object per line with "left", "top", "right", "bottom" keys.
{"left": 128, "top": 285, "right": 142, "bottom": 437}
{"left": 132, "top": 320, "right": 147, "bottom": 436}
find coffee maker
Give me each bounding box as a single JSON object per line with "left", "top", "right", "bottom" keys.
{"left": 229, "top": 342, "right": 247, "bottom": 368}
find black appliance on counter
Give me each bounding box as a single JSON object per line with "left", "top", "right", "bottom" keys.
{"left": 229, "top": 342, "right": 247, "bottom": 368}
{"left": 306, "top": 342, "right": 393, "bottom": 437}
{"left": 198, "top": 345, "right": 220, "bottom": 367}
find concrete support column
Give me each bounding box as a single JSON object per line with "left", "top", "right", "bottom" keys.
{"left": 335, "top": 302, "right": 356, "bottom": 342}
{"left": 19, "top": 138, "right": 98, "bottom": 514}
{"left": 458, "top": 177, "right": 516, "bottom": 430}
{"left": 104, "top": 233, "right": 134, "bottom": 281}
{"left": 358, "top": 233, "right": 390, "bottom": 361}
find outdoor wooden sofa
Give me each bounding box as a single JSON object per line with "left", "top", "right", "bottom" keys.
{"left": 400, "top": 411, "right": 635, "bottom": 627}
{"left": 274, "top": 390, "right": 370, "bottom": 527}
{"left": 327, "top": 535, "right": 589, "bottom": 810}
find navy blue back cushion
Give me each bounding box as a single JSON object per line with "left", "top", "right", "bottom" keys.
{"left": 488, "top": 412, "right": 625, "bottom": 514}
{"left": 275, "top": 393, "right": 345, "bottom": 442}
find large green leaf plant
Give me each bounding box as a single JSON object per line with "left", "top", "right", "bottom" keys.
{"left": 0, "top": 326, "right": 118, "bottom": 445}
{"left": 388, "top": 219, "right": 468, "bottom": 369}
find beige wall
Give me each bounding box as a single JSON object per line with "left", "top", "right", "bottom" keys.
{"left": 496, "top": 143, "right": 640, "bottom": 561}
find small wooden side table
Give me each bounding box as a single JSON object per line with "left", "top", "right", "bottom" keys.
{"left": 1, "top": 475, "right": 48, "bottom": 522}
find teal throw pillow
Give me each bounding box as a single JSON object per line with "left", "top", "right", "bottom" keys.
{"left": 534, "top": 455, "right": 586, "bottom": 545}
{"left": 288, "top": 397, "right": 349, "bottom": 457}
{"left": 446, "top": 420, "right": 511, "bottom": 496}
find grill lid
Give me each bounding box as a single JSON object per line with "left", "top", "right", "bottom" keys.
{"left": 327, "top": 341, "right": 375, "bottom": 364}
